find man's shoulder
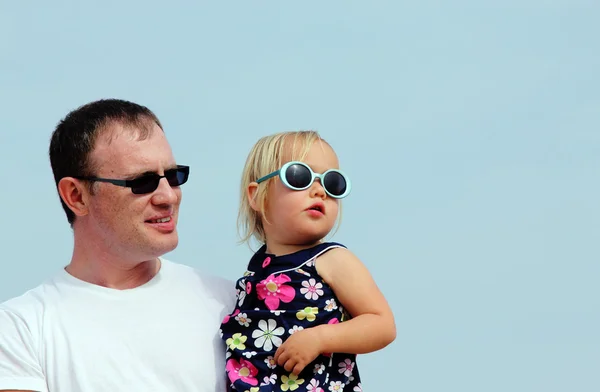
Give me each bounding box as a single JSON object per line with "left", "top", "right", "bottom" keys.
{"left": 161, "top": 258, "right": 236, "bottom": 306}
{"left": 0, "top": 277, "right": 58, "bottom": 328}
{"left": 162, "top": 258, "right": 234, "bottom": 284}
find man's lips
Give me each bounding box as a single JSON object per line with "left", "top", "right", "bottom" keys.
{"left": 145, "top": 215, "right": 172, "bottom": 224}
{"left": 145, "top": 215, "right": 176, "bottom": 232}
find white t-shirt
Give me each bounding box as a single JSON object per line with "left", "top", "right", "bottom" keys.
{"left": 0, "top": 258, "right": 236, "bottom": 392}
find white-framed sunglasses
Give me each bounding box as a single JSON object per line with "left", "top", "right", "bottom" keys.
{"left": 256, "top": 161, "right": 351, "bottom": 199}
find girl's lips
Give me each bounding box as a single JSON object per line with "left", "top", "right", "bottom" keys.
{"left": 307, "top": 202, "right": 325, "bottom": 214}
{"left": 306, "top": 209, "right": 325, "bottom": 218}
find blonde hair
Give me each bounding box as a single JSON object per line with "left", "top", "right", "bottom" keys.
{"left": 237, "top": 130, "right": 341, "bottom": 246}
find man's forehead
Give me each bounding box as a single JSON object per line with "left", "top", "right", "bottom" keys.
{"left": 90, "top": 122, "right": 174, "bottom": 175}
{"left": 97, "top": 119, "right": 160, "bottom": 146}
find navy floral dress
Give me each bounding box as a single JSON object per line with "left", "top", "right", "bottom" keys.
{"left": 220, "top": 242, "right": 363, "bottom": 392}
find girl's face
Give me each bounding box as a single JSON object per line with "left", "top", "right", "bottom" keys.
{"left": 262, "top": 140, "right": 341, "bottom": 255}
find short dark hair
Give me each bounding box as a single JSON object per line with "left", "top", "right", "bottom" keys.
{"left": 49, "top": 99, "right": 163, "bottom": 225}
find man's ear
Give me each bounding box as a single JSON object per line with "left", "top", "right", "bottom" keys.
{"left": 58, "top": 177, "right": 91, "bottom": 218}
{"left": 247, "top": 182, "right": 260, "bottom": 212}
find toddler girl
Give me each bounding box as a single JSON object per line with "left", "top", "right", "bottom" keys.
{"left": 220, "top": 131, "right": 395, "bottom": 391}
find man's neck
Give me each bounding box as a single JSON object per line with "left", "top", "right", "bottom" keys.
{"left": 66, "top": 241, "right": 161, "bottom": 290}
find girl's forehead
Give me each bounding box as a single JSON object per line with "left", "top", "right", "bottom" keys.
{"left": 283, "top": 140, "right": 339, "bottom": 171}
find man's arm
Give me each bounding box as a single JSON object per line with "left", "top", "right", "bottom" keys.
{"left": 0, "top": 309, "right": 47, "bottom": 392}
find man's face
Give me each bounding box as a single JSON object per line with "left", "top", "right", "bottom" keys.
{"left": 83, "top": 122, "right": 182, "bottom": 262}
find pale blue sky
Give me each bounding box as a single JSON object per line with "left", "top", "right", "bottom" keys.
{"left": 1, "top": 1, "right": 599, "bottom": 391}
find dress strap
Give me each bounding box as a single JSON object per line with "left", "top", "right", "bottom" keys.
{"left": 269, "top": 244, "right": 345, "bottom": 275}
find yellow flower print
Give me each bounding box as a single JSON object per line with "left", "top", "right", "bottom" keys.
{"left": 296, "top": 306, "right": 319, "bottom": 322}
{"left": 226, "top": 333, "right": 247, "bottom": 351}
{"left": 281, "top": 373, "right": 305, "bottom": 391}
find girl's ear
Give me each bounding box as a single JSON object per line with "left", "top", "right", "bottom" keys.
{"left": 247, "top": 182, "right": 260, "bottom": 212}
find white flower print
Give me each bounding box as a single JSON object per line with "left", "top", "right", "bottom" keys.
{"left": 307, "top": 378, "right": 325, "bottom": 392}
{"left": 329, "top": 381, "right": 344, "bottom": 391}
{"left": 252, "top": 319, "right": 285, "bottom": 351}
{"left": 264, "top": 356, "right": 277, "bottom": 369}
{"left": 306, "top": 259, "right": 315, "bottom": 267}
{"left": 235, "top": 312, "right": 252, "bottom": 327}
{"left": 313, "top": 363, "right": 326, "bottom": 375}
{"left": 338, "top": 359, "right": 354, "bottom": 377}
{"left": 242, "top": 351, "right": 257, "bottom": 358}
{"left": 324, "top": 298, "right": 338, "bottom": 312}
{"left": 219, "top": 329, "right": 223, "bottom": 338}
{"left": 353, "top": 383, "right": 362, "bottom": 392}
{"left": 237, "top": 279, "right": 247, "bottom": 306}
{"left": 225, "top": 351, "right": 231, "bottom": 359}
{"left": 260, "top": 374, "right": 277, "bottom": 386}
{"left": 288, "top": 325, "right": 304, "bottom": 335}
{"left": 300, "top": 278, "right": 324, "bottom": 300}
{"left": 270, "top": 309, "right": 286, "bottom": 316}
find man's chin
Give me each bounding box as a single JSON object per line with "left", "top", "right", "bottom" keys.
{"left": 148, "top": 233, "right": 179, "bottom": 257}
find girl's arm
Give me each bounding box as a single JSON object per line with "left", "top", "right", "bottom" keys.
{"left": 274, "top": 247, "right": 396, "bottom": 374}
{"left": 313, "top": 247, "right": 396, "bottom": 353}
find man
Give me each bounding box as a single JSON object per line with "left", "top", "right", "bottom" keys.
{"left": 0, "top": 99, "right": 236, "bottom": 391}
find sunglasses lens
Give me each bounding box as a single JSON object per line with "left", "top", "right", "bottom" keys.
{"left": 130, "top": 175, "right": 160, "bottom": 194}
{"left": 166, "top": 167, "right": 189, "bottom": 187}
{"left": 323, "top": 171, "right": 347, "bottom": 197}
{"left": 285, "top": 163, "right": 312, "bottom": 189}
{"left": 129, "top": 167, "right": 189, "bottom": 194}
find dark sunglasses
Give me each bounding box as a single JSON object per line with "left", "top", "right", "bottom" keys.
{"left": 75, "top": 165, "right": 190, "bottom": 195}
{"left": 256, "top": 161, "right": 351, "bottom": 199}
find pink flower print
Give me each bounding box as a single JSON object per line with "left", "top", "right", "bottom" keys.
{"left": 262, "top": 256, "right": 271, "bottom": 268}
{"left": 338, "top": 359, "right": 354, "bottom": 377}
{"left": 222, "top": 309, "right": 241, "bottom": 324}
{"left": 246, "top": 281, "right": 252, "bottom": 294}
{"left": 257, "top": 274, "right": 295, "bottom": 310}
{"left": 307, "top": 378, "right": 325, "bottom": 392}
{"left": 226, "top": 358, "right": 259, "bottom": 386}
{"left": 300, "top": 278, "right": 324, "bottom": 300}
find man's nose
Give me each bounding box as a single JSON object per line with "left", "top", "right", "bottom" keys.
{"left": 152, "top": 178, "right": 179, "bottom": 206}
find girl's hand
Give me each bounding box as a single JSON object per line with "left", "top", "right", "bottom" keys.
{"left": 274, "top": 327, "right": 322, "bottom": 375}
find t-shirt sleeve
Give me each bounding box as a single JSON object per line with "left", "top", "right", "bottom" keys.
{"left": 212, "top": 276, "right": 238, "bottom": 313}
{"left": 0, "top": 308, "right": 48, "bottom": 392}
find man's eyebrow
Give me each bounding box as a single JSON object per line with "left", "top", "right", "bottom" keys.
{"left": 123, "top": 170, "right": 157, "bottom": 180}
{"left": 123, "top": 165, "right": 178, "bottom": 179}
